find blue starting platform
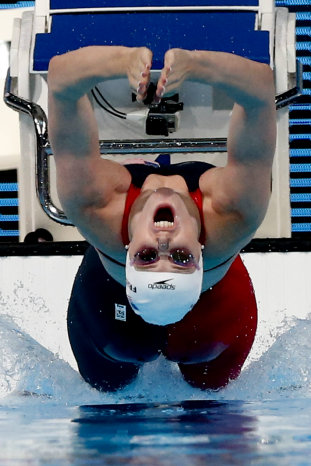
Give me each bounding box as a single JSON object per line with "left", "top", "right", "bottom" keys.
{"left": 49, "top": 0, "right": 260, "bottom": 7}
{"left": 33, "top": 12, "right": 269, "bottom": 72}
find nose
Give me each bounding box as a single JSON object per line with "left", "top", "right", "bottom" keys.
{"left": 157, "top": 237, "right": 170, "bottom": 252}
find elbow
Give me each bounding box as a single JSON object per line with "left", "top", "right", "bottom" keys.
{"left": 244, "top": 63, "right": 275, "bottom": 110}
{"left": 259, "top": 64, "right": 276, "bottom": 107}
{"left": 48, "top": 55, "right": 73, "bottom": 99}
{"left": 48, "top": 55, "right": 64, "bottom": 96}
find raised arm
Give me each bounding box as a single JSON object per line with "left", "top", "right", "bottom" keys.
{"left": 48, "top": 46, "right": 152, "bottom": 222}
{"left": 157, "top": 50, "right": 276, "bottom": 227}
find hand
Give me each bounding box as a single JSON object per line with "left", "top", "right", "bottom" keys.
{"left": 125, "top": 47, "right": 153, "bottom": 102}
{"left": 155, "top": 48, "right": 193, "bottom": 102}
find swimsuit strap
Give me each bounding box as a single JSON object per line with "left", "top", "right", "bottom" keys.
{"left": 121, "top": 183, "right": 141, "bottom": 245}
{"left": 189, "top": 188, "right": 206, "bottom": 244}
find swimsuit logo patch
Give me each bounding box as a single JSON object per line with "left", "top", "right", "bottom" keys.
{"left": 115, "top": 303, "right": 127, "bottom": 321}
{"left": 148, "top": 279, "right": 175, "bottom": 290}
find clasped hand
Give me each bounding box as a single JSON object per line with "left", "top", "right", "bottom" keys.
{"left": 126, "top": 47, "right": 192, "bottom": 103}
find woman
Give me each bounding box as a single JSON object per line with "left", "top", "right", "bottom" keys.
{"left": 48, "top": 46, "right": 276, "bottom": 391}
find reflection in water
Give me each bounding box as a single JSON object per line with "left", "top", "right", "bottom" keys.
{"left": 72, "top": 400, "right": 258, "bottom": 463}
{"left": 2, "top": 397, "right": 311, "bottom": 464}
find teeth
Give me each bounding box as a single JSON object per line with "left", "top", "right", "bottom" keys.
{"left": 154, "top": 221, "right": 174, "bottom": 228}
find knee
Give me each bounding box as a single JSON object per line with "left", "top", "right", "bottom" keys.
{"left": 80, "top": 362, "right": 140, "bottom": 392}
{"left": 178, "top": 361, "right": 241, "bottom": 391}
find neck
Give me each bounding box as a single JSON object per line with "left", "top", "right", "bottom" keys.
{"left": 141, "top": 173, "right": 190, "bottom": 193}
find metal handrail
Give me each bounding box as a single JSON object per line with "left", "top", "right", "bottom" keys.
{"left": 3, "top": 62, "right": 303, "bottom": 226}
{"left": 275, "top": 60, "right": 304, "bottom": 109}
{"left": 98, "top": 138, "right": 227, "bottom": 154}
{"left": 4, "top": 70, "right": 73, "bottom": 225}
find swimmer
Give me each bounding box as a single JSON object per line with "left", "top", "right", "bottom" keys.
{"left": 48, "top": 46, "right": 276, "bottom": 391}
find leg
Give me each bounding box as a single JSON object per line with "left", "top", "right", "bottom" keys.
{"left": 68, "top": 312, "right": 139, "bottom": 392}
{"left": 67, "top": 247, "right": 165, "bottom": 391}
{"left": 164, "top": 255, "right": 257, "bottom": 390}
{"left": 178, "top": 328, "right": 255, "bottom": 390}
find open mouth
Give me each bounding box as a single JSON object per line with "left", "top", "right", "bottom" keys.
{"left": 154, "top": 207, "right": 175, "bottom": 229}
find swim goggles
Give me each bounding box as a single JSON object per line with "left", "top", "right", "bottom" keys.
{"left": 131, "top": 246, "right": 200, "bottom": 269}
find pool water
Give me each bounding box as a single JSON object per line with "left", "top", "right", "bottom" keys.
{"left": 1, "top": 398, "right": 311, "bottom": 465}
{"left": 1, "top": 314, "right": 311, "bottom": 464}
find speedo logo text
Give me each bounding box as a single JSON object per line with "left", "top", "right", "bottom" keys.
{"left": 148, "top": 279, "right": 175, "bottom": 290}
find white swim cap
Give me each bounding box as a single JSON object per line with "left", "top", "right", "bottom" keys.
{"left": 125, "top": 251, "right": 203, "bottom": 326}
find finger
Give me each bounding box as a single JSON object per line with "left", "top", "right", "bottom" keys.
{"left": 141, "top": 47, "right": 153, "bottom": 71}
{"left": 160, "top": 66, "right": 171, "bottom": 83}
{"left": 141, "top": 62, "right": 151, "bottom": 76}
{"left": 163, "top": 48, "right": 175, "bottom": 70}
{"left": 154, "top": 84, "right": 165, "bottom": 103}
{"left": 136, "top": 82, "right": 146, "bottom": 97}
{"left": 136, "top": 82, "right": 150, "bottom": 102}
{"left": 154, "top": 88, "right": 165, "bottom": 103}
{"left": 137, "top": 67, "right": 151, "bottom": 97}
{"left": 155, "top": 68, "right": 169, "bottom": 100}
{"left": 133, "top": 65, "right": 150, "bottom": 99}
{"left": 141, "top": 68, "right": 151, "bottom": 87}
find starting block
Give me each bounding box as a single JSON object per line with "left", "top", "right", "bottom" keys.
{"left": 4, "top": 0, "right": 300, "bottom": 241}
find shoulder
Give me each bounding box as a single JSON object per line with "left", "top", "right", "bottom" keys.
{"left": 197, "top": 167, "right": 260, "bottom": 266}
{"left": 199, "top": 163, "right": 271, "bottom": 227}
{"left": 68, "top": 189, "right": 129, "bottom": 256}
